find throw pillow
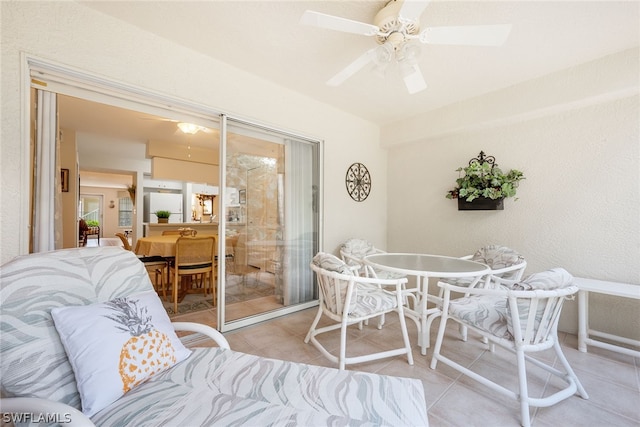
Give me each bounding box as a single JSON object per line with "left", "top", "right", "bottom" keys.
{"left": 51, "top": 290, "right": 191, "bottom": 416}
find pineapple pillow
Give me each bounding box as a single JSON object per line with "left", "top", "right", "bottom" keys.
{"left": 51, "top": 290, "right": 192, "bottom": 417}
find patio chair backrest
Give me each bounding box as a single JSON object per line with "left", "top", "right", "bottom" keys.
{"left": 0, "top": 247, "right": 152, "bottom": 410}
{"left": 472, "top": 245, "right": 526, "bottom": 280}
{"left": 311, "top": 252, "right": 357, "bottom": 315}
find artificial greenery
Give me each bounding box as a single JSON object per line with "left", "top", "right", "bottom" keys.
{"left": 446, "top": 161, "right": 525, "bottom": 202}
{"left": 86, "top": 219, "right": 100, "bottom": 227}
{"left": 127, "top": 184, "right": 136, "bottom": 205}
{"left": 154, "top": 210, "right": 172, "bottom": 219}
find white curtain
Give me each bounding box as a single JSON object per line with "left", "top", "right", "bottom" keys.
{"left": 282, "top": 139, "right": 315, "bottom": 305}
{"left": 33, "top": 90, "right": 61, "bottom": 252}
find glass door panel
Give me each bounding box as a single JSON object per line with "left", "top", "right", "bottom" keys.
{"left": 222, "top": 119, "right": 319, "bottom": 327}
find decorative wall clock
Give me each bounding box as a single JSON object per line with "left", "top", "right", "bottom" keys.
{"left": 345, "top": 162, "right": 371, "bottom": 202}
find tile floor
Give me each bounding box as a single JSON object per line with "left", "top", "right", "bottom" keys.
{"left": 173, "top": 306, "right": 640, "bottom": 427}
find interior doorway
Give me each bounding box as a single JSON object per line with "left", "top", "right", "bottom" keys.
{"left": 79, "top": 194, "right": 103, "bottom": 246}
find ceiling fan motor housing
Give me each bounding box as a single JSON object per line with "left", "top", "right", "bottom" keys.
{"left": 374, "top": 0, "right": 420, "bottom": 46}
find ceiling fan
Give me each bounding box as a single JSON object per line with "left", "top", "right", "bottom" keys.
{"left": 300, "top": 0, "right": 512, "bottom": 94}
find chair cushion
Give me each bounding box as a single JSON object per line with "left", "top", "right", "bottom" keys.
{"left": 340, "top": 238, "right": 376, "bottom": 260}
{"left": 472, "top": 245, "right": 524, "bottom": 273}
{"left": 349, "top": 286, "right": 398, "bottom": 318}
{"left": 510, "top": 267, "right": 573, "bottom": 291}
{"left": 448, "top": 295, "right": 511, "bottom": 340}
{"left": 312, "top": 252, "right": 353, "bottom": 275}
{"left": 51, "top": 290, "right": 191, "bottom": 416}
{"left": 506, "top": 268, "right": 574, "bottom": 339}
{"left": 312, "top": 252, "right": 358, "bottom": 314}
{"left": 0, "top": 247, "right": 153, "bottom": 413}
{"left": 440, "top": 245, "right": 524, "bottom": 288}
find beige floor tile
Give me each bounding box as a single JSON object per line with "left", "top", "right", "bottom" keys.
{"left": 177, "top": 305, "right": 640, "bottom": 426}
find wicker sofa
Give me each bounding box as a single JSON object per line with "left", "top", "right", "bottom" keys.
{"left": 0, "top": 247, "right": 429, "bottom": 426}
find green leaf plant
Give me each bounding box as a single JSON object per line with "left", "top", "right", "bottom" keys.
{"left": 446, "top": 159, "right": 525, "bottom": 202}
{"left": 154, "top": 210, "right": 172, "bottom": 219}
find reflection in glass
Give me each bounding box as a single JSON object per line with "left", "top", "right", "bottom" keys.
{"left": 224, "top": 120, "right": 319, "bottom": 324}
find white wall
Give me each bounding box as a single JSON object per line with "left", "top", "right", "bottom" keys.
{"left": 0, "top": 1, "right": 386, "bottom": 264}
{"left": 384, "top": 49, "right": 640, "bottom": 337}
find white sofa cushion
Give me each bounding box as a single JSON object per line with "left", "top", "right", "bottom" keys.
{"left": 91, "top": 347, "right": 428, "bottom": 426}
{"left": 0, "top": 247, "right": 154, "bottom": 412}
{"left": 51, "top": 290, "right": 191, "bottom": 416}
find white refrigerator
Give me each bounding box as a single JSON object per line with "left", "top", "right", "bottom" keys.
{"left": 144, "top": 193, "right": 183, "bottom": 223}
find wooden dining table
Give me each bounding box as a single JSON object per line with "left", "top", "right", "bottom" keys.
{"left": 135, "top": 234, "right": 218, "bottom": 302}
{"left": 135, "top": 234, "right": 194, "bottom": 257}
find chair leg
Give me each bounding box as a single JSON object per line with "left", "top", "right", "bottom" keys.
{"left": 459, "top": 324, "right": 468, "bottom": 341}
{"left": 339, "top": 319, "right": 348, "bottom": 370}
{"left": 553, "top": 339, "right": 589, "bottom": 399}
{"left": 210, "top": 271, "right": 217, "bottom": 307}
{"left": 516, "top": 348, "right": 532, "bottom": 427}
{"left": 161, "top": 264, "right": 167, "bottom": 301}
{"left": 153, "top": 268, "right": 164, "bottom": 300}
{"left": 173, "top": 272, "right": 179, "bottom": 314}
{"left": 304, "top": 307, "right": 323, "bottom": 343}
{"left": 430, "top": 312, "right": 449, "bottom": 370}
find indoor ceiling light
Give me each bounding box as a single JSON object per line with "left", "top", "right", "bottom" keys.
{"left": 177, "top": 122, "right": 205, "bottom": 135}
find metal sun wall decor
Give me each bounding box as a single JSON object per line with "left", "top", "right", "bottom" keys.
{"left": 345, "top": 162, "right": 371, "bottom": 202}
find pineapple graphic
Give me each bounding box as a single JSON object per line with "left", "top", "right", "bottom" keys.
{"left": 104, "top": 297, "right": 177, "bottom": 393}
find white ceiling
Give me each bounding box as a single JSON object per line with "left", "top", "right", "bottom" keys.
{"left": 66, "top": 1, "right": 638, "bottom": 187}
{"left": 80, "top": 0, "right": 640, "bottom": 125}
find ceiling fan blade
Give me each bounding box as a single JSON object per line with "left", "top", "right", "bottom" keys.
{"left": 300, "top": 10, "right": 380, "bottom": 36}
{"left": 399, "top": 0, "right": 431, "bottom": 22}
{"left": 326, "top": 49, "right": 377, "bottom": 87}
{"left": 401, "top": 64, "right": 427, "bottom": 95}
{"left": 420, "top": 24, "right": 512, "bottom": 46}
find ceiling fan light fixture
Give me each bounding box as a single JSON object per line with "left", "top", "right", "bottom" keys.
{"left": 177, "top": 122, "right": 204, "bottom": 134}
{"left": 374, "top": 42, "right": 395, "bottom": 65}
{"left": 397, "top": 41, "right": 421, "bottom": 65}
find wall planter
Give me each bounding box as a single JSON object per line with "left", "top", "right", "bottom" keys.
{"left": 446, "top": 151, "right": 525, "bottom": 211}
{"left": 458, "top": 197, "right": 504, "bottom": 211}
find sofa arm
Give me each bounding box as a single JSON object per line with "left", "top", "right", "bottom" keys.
{"left": 0, "top": 397, "right": 94, "bottom": 426}
{"left": 172, "top": 322, "right": 230, "bottom": 349}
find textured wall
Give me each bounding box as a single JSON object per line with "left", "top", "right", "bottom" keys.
{"left": 385, "top": 50, "right": 639, "bottom": 336}
{"left": 0, "top": 1, "right": 384, "bottom": 264}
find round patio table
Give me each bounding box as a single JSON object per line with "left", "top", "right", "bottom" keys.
{"left": 364, "top": 253, "right": 490, "bottom": 355}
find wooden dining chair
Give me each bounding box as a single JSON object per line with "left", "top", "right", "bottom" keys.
{"left": 115, "top": 233, "right": 168, "bottom": 300}
{"left": 170, "top": 235, "right": 217, "bottom": 313}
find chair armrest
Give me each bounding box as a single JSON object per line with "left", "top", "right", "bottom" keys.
{"left": 438, "top": 280, "right": 578, "bottom": 298}
{"left": 0, "top": 397, "right": 95, "bottom": 426}
{"left": 490, "top": 261, "right": 527, "bottom": 279}
{"left": 172, "top": 322, "right": 230, "bottom": 349}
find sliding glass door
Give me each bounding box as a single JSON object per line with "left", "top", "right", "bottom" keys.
{"left": 28, "top": 57, "right": 321, "bottom": 332}
{"left": 220, "top": 118, "right": 319, "bottom": 329}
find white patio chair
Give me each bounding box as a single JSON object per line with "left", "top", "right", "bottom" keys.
{"left": 430, "top": 268, "right": 589, "bottom": 427}
{"left": 438, "top": 245, "right": 527, "bottom": 340}
{"left": 339, "top": 238, "right": 405, "bottom": 280}
{"left": 439, "top": 245, "right": 527, "bottom": 290}
{"left": 304, "top": 252, "right": 414, "bottom": 370}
